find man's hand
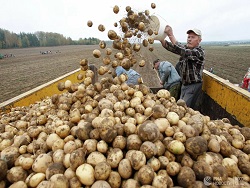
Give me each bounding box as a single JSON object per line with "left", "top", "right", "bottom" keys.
{"left": 164, "top": 25, "right": 173, "bottom": 37}
{"left": 160, "top": 81, "right": 163, "bottom": 85}
{"left": 164, "top": 25, "right": 177, "bottom": 45}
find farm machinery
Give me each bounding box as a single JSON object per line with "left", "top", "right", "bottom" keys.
{"left": 0, "top": 64, "right": 249, "bottom": 127}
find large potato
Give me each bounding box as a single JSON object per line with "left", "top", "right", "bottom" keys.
{"left": 76, "top": 163, "right": 95, "bottom": 186}
{"left": 107, "top": 148, "right": 123, "bottom": 168}
{"left": 177, "top": 166, "right": 196, "bottom": 187}
{"left": 94, "top": 162, "right": 111, "bottom": 180}
{"left": 185, "top": 136, "right": 207, "bottom": 159}
{"left": 108, "top": 171, "right": 121, "bottom": 188}
{"left": 118, "top": 159, "right": 132, "bottom": 179}
{"left": 87, "top": 151, "right": 106, "bottom": 166}
{"left": 137, "top": 165, "right": 155, "bottom": 185}
{"left": 32, "top": 154, "right": 53, "bottom": 173}
{"left": 137, "top": 120, "right": 160, "bottom": 142}
{"left": 7, "top": 166, "right": 27, "bottom": 183}
{"left": 0, "top": 159, "right": 8, "bottom": 181}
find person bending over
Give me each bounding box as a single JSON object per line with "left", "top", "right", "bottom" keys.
{"left": 115, "top": 58, "right": 142, "bottom": 85}
{"left": 153, "top": 58, "right": 181, "bottom": 100}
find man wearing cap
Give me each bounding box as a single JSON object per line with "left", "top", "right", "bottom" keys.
{"left": 159, "top": 25, "right": 205, "bottom": 110}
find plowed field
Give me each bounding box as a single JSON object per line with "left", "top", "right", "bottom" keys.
{"left": 0, "top": 44, "right": 249, "bottom": 103}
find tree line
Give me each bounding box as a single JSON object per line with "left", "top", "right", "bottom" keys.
{"left": 0, "top": 28, "right": 100, "bottom": 49}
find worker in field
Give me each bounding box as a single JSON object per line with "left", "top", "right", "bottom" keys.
{"left": 159, "top": 26, "right": 205, "bottom": 110}
{"left": 153, "top": 58, "right": 181, "bottom": 100}
{"left": 242, "top": 67, "right": 250, "bottom": 92}
{"left": 115, "top": 58, "right": 142, "bottom": 85}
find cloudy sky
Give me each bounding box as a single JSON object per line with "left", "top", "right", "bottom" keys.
{"left": 1, "top": 0, "right": 250, "bottom": 42}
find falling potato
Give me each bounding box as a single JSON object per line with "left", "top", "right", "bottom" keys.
{"left": 87, "top": 20, "right": 93, "bottom": 27}
{"left": 149, "top": 46, "right": 154, "bottom": 51}
{"left": 142, "top": 39, "right": 149, "bottom": 47}
{"left": 108, "top": 30, "right": 118, "bottom": 40}
{"left": 148, "top": 37, "right": 154, "bottom": 44}
{"left": 138, "top": 22, "right": 145, "bottom": 31}
{"left": 77, "top": 73, "right": 84, "bottom": 80}
{"left": 93, "top": 49, "right": 101, "bottom": 58}
{"left": 99, "top": 41, "right": 106, "bottom": 49}
{"left": 145, "top": 10, "right": 150, "bottom": 16}
{"left": 80, "top": 59, "right": 88, "bottom": 66}
{"left": 133, "top": 43, "right": 141, "bottom": 52}
{"left": 98, "top": 24, "right": 105, "bottom": 32}
{"left": 151, "top": 3, "right": 156, "bottom": 9}
{"left": 106, "top": 48, "right": 112, "bottom": 55}
{"left": 139, "top": 60, "right": 146, "bottom": 67}
{"left": 57, "top": 82, "right": 65, "bottom": 91}
{"left": 113, "top": 5, "right": 119, "bottom": 14}
{"left": 125, "top": 6, "right": 131, "bottom": 12}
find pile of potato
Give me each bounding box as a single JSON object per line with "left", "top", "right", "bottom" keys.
{"left": 1, "top": 3, "right": 250, "bottom": 188}
{"left": 1, "top": 77, "right": 250, "bottom": 187}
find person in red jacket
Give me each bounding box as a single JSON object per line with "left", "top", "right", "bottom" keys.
{"left": 242, "top": 68, "right": 250, "bottom": 91}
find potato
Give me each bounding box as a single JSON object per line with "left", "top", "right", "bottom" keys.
{"left": 28, "top": 173, "right": 46, "bottom": 187}
{"left": 177, "top": 166, "right": 196, "bottom": 187}
{"left": 9, "top": 181, "right": 27, "bottom": 188}
{"left": 208, "top": 138, "right": 220, "bottom": 153}
{"left": 49, "top": 174, "right": 69, "bottom": 188}
{"left": 76, "top": 163, "right": 95, "bottom": 186}
{"left": 167, "top": 140, "right": 185, "bottom": 155}
{"left": 137, "top": 120, "right": 160, "bottom": 142}
{"left": 112, "top": 135, "right": 126, "bottom": 150}
{"left": 107, "top": 148, "right": 123, "bottom": 168}
{"left": 113, "top": 5, "right": 119, "bottom": 14}
{"left": 52, "top": 149, "right": 64, "bottom": 163}
{"left": 122, "top": 179, "right": 140, "bottom": 188}
{"left": 45, "top": 162, "right": 65, "bottom": 180}
{"left": 147, "top": 157, "right": 161, "bottom": 172}
{"left": 152, "top": 104, "right": 167, "bottom": 119}
{"left": 7, "top": 166, "right": 28, "bottom": 183}
{"left": 87, "top": 20, "right": 93, "bottom": 27}
{"left": 94, "top": 161, "right": 111, "bottom": 180}
{"left": 128, "top": 150, "right": 146, "bottom": 170}
{"left": 70, "top": 147, "right": 86, "bottom": 171}
{"left": 0, "top": 146, "right": 19, "bottom": 168}
{"left": 32, "top": 154, "right": 53, "bottom": 173}
{"left": 108, "top": 171, "right": 121, "bottom": 188}
{"left": 87, "top": 151, "right": 106, "bottom": 166}
{"left": 137, "top": 165, "right": 155, "bottom": 185}
{"left": 167, "top": 111, "right": 180, "bottom": 125}
{"left": 0, "top": 159, "right": 8, "bottom": 181}
{"left": 98, "top": 24, "right": 105, "bottom": 32}
{"left": 192, "top": 161, "right": 213, "bottom": 181}
{"left": 46, "top": 133, "right": 61, "bottom": 149}
{"left": 185, "top": 136, "right": 208, "bottom": 159}
{"left": 127, "top": 134, "right": 142, "bottom": 150}
{"left": 118, "top": 159, "right": 132, "bottom": 179}
{"left": 91, "top": 180, "right": 111, "bottom": 188}
{"left": 152, "top": 175, "right": 168, "bottom": 188}
{"left": 166, "top": 161, "right": 181, "bottom": 176}
{"left": 222, "top": 157, "right": 241, "bottom": 177}
{"left": 154, "top": 118, "right": 170, "bottom": 133}
{"left": 140, "top": 141, "right": 157, "bottom": 159}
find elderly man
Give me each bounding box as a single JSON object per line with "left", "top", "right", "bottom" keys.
{"left": 160, "top": 26, "right": 205, "bottom": 109}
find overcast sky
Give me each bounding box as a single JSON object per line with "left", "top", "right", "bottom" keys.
{"left": 1, "top": 0, "right": 250, "bottom": 42}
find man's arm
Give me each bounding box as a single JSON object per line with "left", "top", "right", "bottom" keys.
{"left": 160, "top": 25, "right": 177, "bottom": 45}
